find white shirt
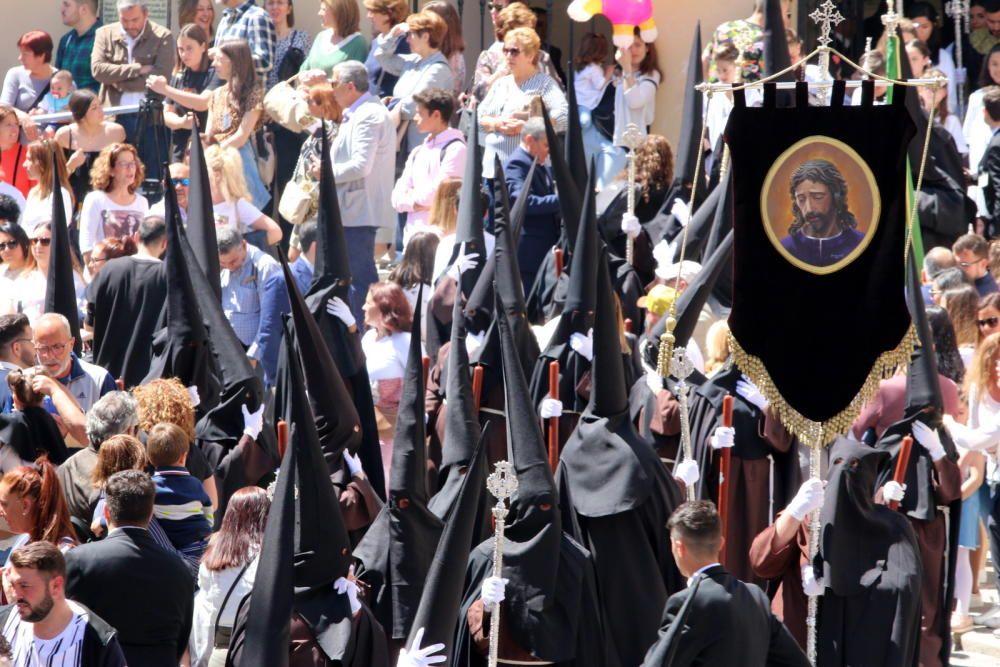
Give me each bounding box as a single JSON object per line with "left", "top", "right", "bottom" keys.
{"left": 213, "top": 199, "right": 263, "bottom": 234}
{"left": 362, "top": 328, "right": 412, "bottom": 381}
{"left": 687, "top": 562, "right": 721, "bottom": 587}
{"left": 78, "top": 190, "right": 149, "bottom": 253}
{"left": 3, "top": 599, "right": 89, "bottom": 667}
{"left": 21, "top": 188, "right": 73, "bottom": 229}
{"left": 119, "top": 23, "right": 148, "bottom": 107}
{"left": 148, "top": 198, "right": 188, "bottom": 224}
{"left": 574, "top": 63, "right": 608, "bottom": 111}
{"left": 188, "top": 556, "right": 259, "bottom": 666}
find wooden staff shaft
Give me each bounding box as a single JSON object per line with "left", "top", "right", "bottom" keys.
{"left": 547, "top": 361, "right": 560, "bottom": 472}
{"left": 277, "top": 420, "right": 289, "bottom": 459}
{"left": 422, "top": 355, "right": 430, "bottom": 388}
{"left": 624, "top": 318, "right": 633, "bottom": 334}
{"left": 553, "top": 247, "right": 564, "bottom": 279}
{"left": 472, "top": 365, "right": 484, "bottom": 415}
{"left": 888, "top": 436, "right": 913, "bottom": 512}
{"left": 718, "top": 395, "right": 734, "bottom": 563}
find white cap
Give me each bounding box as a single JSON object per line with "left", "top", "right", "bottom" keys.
{"left": 655, "top": 259, "right": 702, "bottom": 283}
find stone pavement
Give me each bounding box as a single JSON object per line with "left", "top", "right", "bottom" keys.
{"left": 951, "top": 561, "right": 999, "bottom": 667}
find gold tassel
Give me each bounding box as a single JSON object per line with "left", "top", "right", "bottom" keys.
{"left": 728, "top": 325, "right": 918, "bottom": 447}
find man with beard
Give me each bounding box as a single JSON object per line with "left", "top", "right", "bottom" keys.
{"left": 0, "top": 541, "right": 126, "bottom": 666}
{"left": 779, "top": 159, "right": 864, "bottom": 267}
{"left": 0, "top": 314, "right": 37, "bottom": 411}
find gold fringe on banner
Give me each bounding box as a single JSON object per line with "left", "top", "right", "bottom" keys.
{"left": 728, "top": 325, "right": 918, "bottom": 447}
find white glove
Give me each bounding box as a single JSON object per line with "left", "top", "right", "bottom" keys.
{"left": 446, "top": 242, "right": 480, "bottom": 281}
{"left": 736, "top": 377, "right": 769, "bottom": 412}
{"left": 397, "top": 627, "right": 446, "bottom": 667}
{"left": 569, "top": 328, "right": 594, "bottom": 362}
{"left": 673, "top": 459, "right": 700, "bottom": 487}
{"left": 670, "top": 198, "right": 691, "bottom": 226}
{"left": 241, "top": 403, "right": 265, "bottom": 440}
{"left": 539, "top": 397, "right": 563, "bottom": 419}
{"left": 480, "top": 576, "right": 508, "bottom": 609}
{"left": 911, "top": 421, "right": 946, "bottom": 462}
{"left": 186, "top": 385, "right": 201, "bottom": 408}
{"left": 645, "top": 370, "right": 663, "bottom": 395}
{"left": 786, "top": 478, "right": 825, "bottom": 521}
{"left": 344, "top": 451, "right": 364, "bottom": 477}
{"left": 710, "top": 426, "right": 735, "bottom": 450}
{"left": 882, "top": 481, "right": 906, "bottom": 503}
{"left": 801, "top": 564, "right": 824, "bottom": 597}
{"left": 326, "top": 296, "right": 356, "bottom": 328}
{"left": 620, "top": 213, "right": 641, "bottom": 239}
{"left": 334, "top": 572, "right": 362, "bottom": 615}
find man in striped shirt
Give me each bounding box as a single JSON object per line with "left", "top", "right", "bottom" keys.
{"left": 0, "top": 542, "right": 125, "bottom": 666}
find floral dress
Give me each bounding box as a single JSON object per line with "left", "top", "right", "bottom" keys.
{"left": 208, "top": 85, "right": 270, "bottom": 209}
{"left": 704, "top": 19, "right": 764, "bottom": 83}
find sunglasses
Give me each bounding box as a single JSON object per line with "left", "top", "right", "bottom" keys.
{"left": 30, "top": 237, "right": 51, "bottom": 247}
{"left": 503, "top": 47, "right": 521, "bottom": 56}
{"left": 978, "top": 316, "right": 1000, "bottom": 328}
{"left": 487, "top": 2, "right": 505, "bottom": 10}
{"left": 171, "top": 177, "right": 190, "bottom": 187}
{"left": 0, "top": 240, "right": 19, "bottom": 251}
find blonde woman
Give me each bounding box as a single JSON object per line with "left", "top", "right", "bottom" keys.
{"left": 430, "top": 177, "right": 498, "bottom": 282}
{"left": 205, "top": 144, "right": 282, "bottom": 249}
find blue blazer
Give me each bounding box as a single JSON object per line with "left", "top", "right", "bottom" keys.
{"left": 504, "top": 145, "right": 560, "bottom": 280}
{"left": 289, "top": 256, "right": 314, "bottom": 296}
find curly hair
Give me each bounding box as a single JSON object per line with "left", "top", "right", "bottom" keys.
{"left": 91, "top": 434, "right": 147, "bottom": 489}
{"left": 634, "top": 135, "right": 674, "bottom": 204}
{"left": 787, "top": 159, "right": 857, "bottom": 235}
{"left": 131, "top": 378, "right": 196, "bottom": 441}
{"left": 89, "top": 143, "right": 144, "bottom": 194}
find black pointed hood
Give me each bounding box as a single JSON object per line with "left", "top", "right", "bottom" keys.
{"left": 587, "top": 251, "right": 628, "bottom": 417}
{"left": 451, "top": 106, "right": 486, "bottom": 296}
{"left": 312, "top": 121, "right": 352, "bottom": 293}
{"left": 277, "top": 249, "right": 362, "bottom": 466}
{"left": 542, "top": 101, "right": 581, "bottom": 245}
{"left": 671, "top": 172, "right": 725, "bottom": 264}
{"left": 186, "top": 120, "right": 221, "bottom": 298}
{"left": 406, "top": 433, "right": 489, "bottom": 660}
{"left": 496, "top": 291, "right": 561, "bottom": 601}
{"left": 565, "top": 68, "right": 588, "bottom": 194}
{"left": 144, "top": 169, "right": 218, "bottom": 405}
{"left": 673, "top": 230, "right": 734, "bottom": 349}
{"left": 562, "top": 166, "right": 599, "bottom": 318}
{"left": 44, "top": 144, "right": 81, "bottom": 355}
{"left": 239, "top": 330, "right": 356, "bottom": 667}
{"left": 354, "top": 290, "right": 445, "bottom": 639}
{"left": 674, "top": 22, "right": 704, "bottom": 192}
{"left": 763, "top": 0, "right": 792, "bottom": 78}
{"left": 904, "top": 249, "right": 943, "bottom": 417}
{"left": 285, "top": 326, "right": 354, "bottom": 588}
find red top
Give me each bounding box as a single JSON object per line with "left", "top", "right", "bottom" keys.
{"left": 0, "top": 144, "right": 34, "bottom": 198}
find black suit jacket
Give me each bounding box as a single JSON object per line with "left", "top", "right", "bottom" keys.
{"left": 640, "top": 565, "right": 809, "bottom": 667}
{"left": 979, "top": 130, "right": 1000, "bottom": 237}
{"left": 65, "top": 526, "right": 195, "bottom": 667}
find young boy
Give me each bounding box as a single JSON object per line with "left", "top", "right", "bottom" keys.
{"left": 147, "top": 422, "right": 213, "bottom": 559}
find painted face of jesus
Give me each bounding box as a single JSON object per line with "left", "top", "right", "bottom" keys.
{"left": 794, "top": 179, "right": 835, "bottom": 236}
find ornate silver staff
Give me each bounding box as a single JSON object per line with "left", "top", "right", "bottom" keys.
{"left": 805, "top": 421, "right": 823, "bottom": 666}
{"left": 946, "top": 0, "right": 969, "bottom": 117}
{"left": 486, "top": 460, "right": 518, "bottom": 667}
{"left": 670, "top": 348, "right": 697, "bottom": 502}
{"left": 622, "top": 122, "right": 642, "bottom": 265}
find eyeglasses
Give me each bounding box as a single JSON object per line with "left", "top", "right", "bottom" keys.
{"left": 171, "top": 178, "right": 190, "bottom": 187}
{"left": 487, "top": 2, "right": 505, "bottom": 11}
{"left": 958, "top": 259, "right": 984, "bottom": 268}
{"left": 33, "top": 341, "right": 68, "bottom": 355}
{"left": 502, "top": 47, "right": 521, "bottom": 57}
{"left": 115, "top": 161, "right": 138, "bottom": 169}
{"left": 88, "top": 256, "right": 107, "bottom": 265}
{"left": 29, "top": 237, "right": 51, "bottom": 247}
{"left": 0, "top": 241, "right": 19, "bottom": 251}
{"left": 978, "top": 316, "right": 1000, "bottom": 328}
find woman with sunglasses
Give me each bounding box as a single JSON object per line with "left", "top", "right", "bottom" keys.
{"left": 19, "top": 221, "right": 86, "bottom": 323}
{"left": 977, "top": 293, "right": 1000, "bottom": 342}
{"left": 479, "top": 26, "right": 566, "bottom": 180}
{"left": 0, "top": 221, "right": 34, "bottom": 315}
{"left": 942, "top": 285, "right": 981, "bottom": 368}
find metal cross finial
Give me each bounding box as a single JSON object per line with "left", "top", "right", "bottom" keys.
{"left": 881, "top": 0, "right": 902, "bottom": 36}
{"left": 622, "top": 123, "right": 642, "bottom": 151}
{"left": 945, "top": 0, "right": 969, "bottom": 33}
{"left": 811, "top": 0, "right": 846, "bottom": 50}
{"left": 487, "top": 460, "right": 519, "bottom": 502}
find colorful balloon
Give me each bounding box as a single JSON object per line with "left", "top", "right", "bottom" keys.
{"left": 567, "top": 0, "right": 657, "bottom": 50}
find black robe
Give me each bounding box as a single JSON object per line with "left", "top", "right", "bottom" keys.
{"left": 0, "top": 406, "right": 69, "bottom": 465}
{"left": 451, "top": 534, "right": 611, "bottom": 667}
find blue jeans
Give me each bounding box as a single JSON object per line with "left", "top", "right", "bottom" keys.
{"left": 344, "top": 226, "right": 378, "bottom": 323}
